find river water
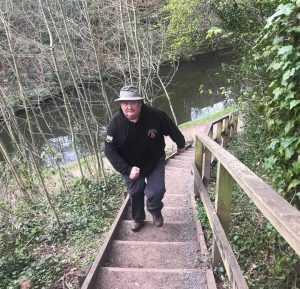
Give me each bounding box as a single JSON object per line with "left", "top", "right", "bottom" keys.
{"left": 0, "top": 50, "right": 233, "bottom": 163}
{"left": 154, "top": 50, "right": 232, "bottom": 124}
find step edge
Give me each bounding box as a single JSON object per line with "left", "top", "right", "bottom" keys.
{"left": 100, "top": 267, "right": 204, "bottom": 274}
{"left": 112, "top": 240, "right": 199, "bottom": 245}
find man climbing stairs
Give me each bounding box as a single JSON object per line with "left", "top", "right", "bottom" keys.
{"left": 82, "top": 147, "right": 215, "bottom": 289}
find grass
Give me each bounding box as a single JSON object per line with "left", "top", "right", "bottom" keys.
{"left": 179, "top": 105, "right": 236, "bottom": 128}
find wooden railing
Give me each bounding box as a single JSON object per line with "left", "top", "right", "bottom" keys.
{"left": 193, "top": 113, "right": 300, "bottom": 289}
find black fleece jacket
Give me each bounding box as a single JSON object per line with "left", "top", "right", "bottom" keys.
{"left": 104, "top": 104, "right": 185, "bottom": 176}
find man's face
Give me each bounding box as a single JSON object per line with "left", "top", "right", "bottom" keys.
{"left": 120, "top": 100, "right": 142, "bottom": 122}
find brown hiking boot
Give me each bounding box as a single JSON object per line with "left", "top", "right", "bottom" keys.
{"left": 130, "top": 221, "right": 144, "bottom": 232}
{"left": 153, "top": 214, "right": 164, "bottom": 227}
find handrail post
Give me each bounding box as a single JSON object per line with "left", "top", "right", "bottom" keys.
{"left": 231, "top": 113, "right": 238, "bottom": 137}
{"left": 222, "top": 117, "right": 229, "bottom": 148}
{"left": 203, "top": 129, "right": 213, "bottom": 187}
{"left": 195, "top": 136, "right": 203, "bottom": 177}
{"left": 212, "top": 162, "right": 234, "bottom": 268}
{"left": 216, "top": 121, "right": 222, "bottom": 144}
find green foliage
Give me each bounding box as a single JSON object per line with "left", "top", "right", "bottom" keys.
{"left": 212, "top": 2, "right": 255, "bottom": 34}
{"left": 162, "top": 0, "right": 206, "bottom": 58}
{"left": 212, "top": 0, "right": 279, "bottom": 33}
{"left": 258, "top": 1, "right": 300, "bottom": 205}
{"left": 0, "top": 175, "right": 124, "bottom": 289}
{"left": 196, "top": 203, "right": 212, "bottom": 246}
{"left": 193, "top": 1, "right": 300, "bottom": 288}
{"left": 206, "top": 27, "right": 223, "bottom": 39}
{"left": 205, "top": 0, "right": 281, "bottom": 51}
{"left": 228, "top": 185, "right": 300, "bottom": 289}
{"left": 221, "top": 0, "right": 300, "bottom": 206}
{"left": 227, "top": 47, "right": 300, "bottom": 289}
{"left": 163, "top": 0, "right": 282, "bottom": 59}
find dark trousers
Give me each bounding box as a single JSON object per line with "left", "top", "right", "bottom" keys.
{"left": 123, "top": 156, "right": 166, "bottom": 222}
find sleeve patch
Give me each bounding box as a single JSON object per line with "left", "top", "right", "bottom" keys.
{"left": 106, "top": 135, "right": 113, "bottom": 143}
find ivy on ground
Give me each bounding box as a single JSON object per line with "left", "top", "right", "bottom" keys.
{"left": 0, "top": 174, "right": 124, "bottom": 289}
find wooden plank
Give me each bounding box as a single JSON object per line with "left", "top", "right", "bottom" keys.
{"left": 203, "top": 147, "right": 212, "bottom": 187}
{"left": 81, "top": 195, "right": 130, "bottom": 289}
{"left": 112, "top": 240, "right": 197, "bottom": 245}
{"left": 216, "top": 121, "right": 223, "bottom": 144}
{"left": 208, "top": 128, "right": 215, "bottom": 163}
{"left": 197, "top": 134, "right": 300, "bottom": 255}
{"left": 216, "top": 163, "right": 234, "bottom": 235}
{"left": 100, "top": 267, "right": 203, "bottom": 273}
{"left": 190, "top": 186, "right": 217, "bottom": 289}
{"left": 193, "top": 165, "right": 249, "bottom": 289}
{"left": 195, "top": 136, "right": 203, "bottom": 177}
{"left": 211, "top": 114, "right": 233, "bottom": 126}
{"left": 230, "top": 113, "right": 238, "bottom": 138}
{"left": 222, "top": 117, "right": 230, "bottom": 148}
{"left": 212, "top": 163, "right": 234, "bottom": 267}
{"left": 203, "top": 129, "right": 213, "bottom": 186}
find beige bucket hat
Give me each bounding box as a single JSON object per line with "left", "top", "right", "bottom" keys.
{"left": 114, "top": 85, "right": 144, "bottom": 102}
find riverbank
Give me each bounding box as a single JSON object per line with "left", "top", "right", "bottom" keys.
{"left": 165, "top": 105, "right": 237, "bottom": 151}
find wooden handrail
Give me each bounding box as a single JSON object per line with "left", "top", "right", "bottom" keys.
{"left": 194, "top": 164, "right": 248, "bottom": 289}
{"left": 198, "top": 132, "right": 300, "bottom": 254}
{"left": 194, "top": 112, "right": 300, "bottom": 288}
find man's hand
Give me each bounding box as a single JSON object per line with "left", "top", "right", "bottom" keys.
{"left": 177, "top": 147, "right": 185, "bottom": 154}
{"left": 129, "top": 166, "right": 140, "bottom": 180}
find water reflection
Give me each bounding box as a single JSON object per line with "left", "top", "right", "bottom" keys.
{"left": 47, "top": 136, "right": 75, "bottom": 166}
{"left": 153, "top": 50, "right": 233, "bottom": 124}
{"left": 191, "top": 101, "right": 225, "bottom": 120}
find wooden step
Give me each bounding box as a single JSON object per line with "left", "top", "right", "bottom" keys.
{"left": 180, "top": 152, "right": 194, "bottom": 156}
{"left": 104, "top": 241, "right": 201, "bottom": 269}
{"left": 163, "top": 194, "right": 191, "bottom": 207}
{"left": 183, "top": 149, "right": 195, "bottom": 154}
{"left": 125, "top": 207, "right": 194, "bottom": 223}
{"left": 115, "top": 221, "right": 198, "bottom": 242}
{"left": 164, "top": 183, "right": 191, "bottom": 194}
{"left": 95, "top": 267, "right": 207, "bottom": 289}
{"left": 167, "top": 159, "right": 192, "bottom": 168}
{"left": 125, "top": 200, "right": 194, "bottom": 223}
{"left": 165, "top": 166, "right": 191, "bottom": 175}
{"left": 175, "top": 155, "right": 194, "bottom": 161}
{"left": 167, "top": 158, "right": 192, "bottom": 165}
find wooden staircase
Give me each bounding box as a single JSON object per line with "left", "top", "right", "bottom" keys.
{"left": 82, "top": 112, "right": 300, "bottom": 289}
{"left": 81, "top": 147, "right": 215, "bottom": 289}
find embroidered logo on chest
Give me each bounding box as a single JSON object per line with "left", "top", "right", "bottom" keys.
{"left": 147, "top": 129, "right": 158, "bottom": 139}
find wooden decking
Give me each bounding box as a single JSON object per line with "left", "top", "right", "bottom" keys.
{"left": 81, "top": 147, "right": 216, "bottom": 289}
